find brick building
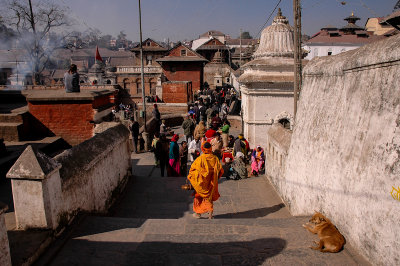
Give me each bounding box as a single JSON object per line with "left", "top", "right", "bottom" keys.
{"left": 156, "top": 43, "right": 208, "bottom": 93}
{"left": 127, "top": 38, "right": 168, "bottom": 102}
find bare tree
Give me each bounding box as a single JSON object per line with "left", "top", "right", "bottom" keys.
{"left": 5, "top": 0, "right": 71, "bottom": 84}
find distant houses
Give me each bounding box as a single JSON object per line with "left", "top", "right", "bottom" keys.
{"left": 303, "top": 12, "right": 398, "bottom": 60}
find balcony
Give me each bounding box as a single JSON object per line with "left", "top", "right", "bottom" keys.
{"left": 116, "top": 66, "right": 162, "bottom": 74}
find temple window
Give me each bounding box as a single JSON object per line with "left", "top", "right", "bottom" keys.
{"left": 278, "top": 118, "right": 290, "bottom": 129}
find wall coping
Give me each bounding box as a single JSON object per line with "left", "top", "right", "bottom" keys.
{"left": 54, "top": 124, "right": 129, "bottom": 181}
{"left": 267, "top": 124, "right": 292, "bottom": 152}
{"left": 24, "top": 90, "right": 113, "bottom": 102}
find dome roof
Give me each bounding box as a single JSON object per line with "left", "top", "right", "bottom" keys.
{"left": 253, "top": 9, "right": 294, "bottom": 59}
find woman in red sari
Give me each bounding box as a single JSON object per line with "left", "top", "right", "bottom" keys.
{"left": 187, "top": 142, "right": 224, "bottom": 219}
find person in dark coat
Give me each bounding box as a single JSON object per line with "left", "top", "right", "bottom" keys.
{"left": 193, "top": 103, "right": 200, "bottom": 124}
{"left": 152, "top": 104, "right": 161, "bottom": 133}
{"left": 179, "top": 141, "right": 188, "bottom": 176}
{"left": 211, "top": 113, "right": 222, "bottom": 130}
{"left": 182, "top": 114, "right": 195, "bottom": 143}
{"left": 156, "top": 134, "right": 170, "bottom": 177}
{"left": 64, "top": 64, "right": 80, "bottom": 93}
{"left": 129, "top": 117, "right": 140, "bottom": 153}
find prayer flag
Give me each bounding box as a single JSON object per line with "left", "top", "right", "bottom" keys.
{"left": 95, "top": 46, "right": 103, "bottom": 62}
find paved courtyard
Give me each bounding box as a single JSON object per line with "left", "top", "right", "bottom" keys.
{"left": 35, "top": 148, "right": 370, "bottom": 266}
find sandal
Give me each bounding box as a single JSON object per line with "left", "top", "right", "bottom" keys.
{"left": 193, "top": 213, "right": 201, "bottom": 219}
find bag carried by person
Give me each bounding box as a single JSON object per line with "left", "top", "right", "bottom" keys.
{"left": 181, "top": 179, "right": 194, "bottom": 190}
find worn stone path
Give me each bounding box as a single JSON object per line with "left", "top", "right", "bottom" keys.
{"left": 36, "top": 151, "right": 370, "bottom": 266}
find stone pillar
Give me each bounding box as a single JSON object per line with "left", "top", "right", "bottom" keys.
{"left": 0, "top": 203, "right": 11, "bottom": 266}
{"left": 7, "top": 146, "right": 62, "bottom": 230}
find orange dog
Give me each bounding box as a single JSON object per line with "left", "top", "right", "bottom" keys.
{"left": 302, "top": 212, "right": 346, "bottom": 253}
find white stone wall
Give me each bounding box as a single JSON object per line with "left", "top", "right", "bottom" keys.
{"left": 282, "top": 35, "right": 400, "bottom": 265}
{"left": 265, "top": 124, "right": 292, "bottom": 193}
{"left": 241, "top": 85, "right": 293, "bottom": 148}
{"left": 0, "top": 212, "right": 11, "bottom": 266}
{"left": 56, "top": 124, "right": 131, "bottom": 220}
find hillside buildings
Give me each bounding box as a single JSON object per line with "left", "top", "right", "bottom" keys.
{"left": 303, "top": 13, "right": 386, "bottom": 60}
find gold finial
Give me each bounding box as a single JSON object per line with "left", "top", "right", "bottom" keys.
{"left": 278, "top": 8, "right": 282, "bottom": 17}
{"left": 351, "top": 11, "right": 354, "bottom": 16}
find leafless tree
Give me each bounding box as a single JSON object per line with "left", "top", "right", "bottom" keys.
{"left": 5, "top": 0, "right": 71, "bottom": 84}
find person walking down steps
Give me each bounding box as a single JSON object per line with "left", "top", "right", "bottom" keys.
{"left": 187, "top": 142, "right": 224, "bottom": 219}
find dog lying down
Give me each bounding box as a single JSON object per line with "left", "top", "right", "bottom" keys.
{"left": 303, "top": 212, "right": 346, "bottom": 253}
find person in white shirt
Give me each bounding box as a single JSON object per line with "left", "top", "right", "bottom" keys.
{"left": 188, "top": 136, "right": 201, "bottom": 162}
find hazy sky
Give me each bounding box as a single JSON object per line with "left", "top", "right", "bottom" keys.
{"left": 57, "top": 0, "right": 397, "bottom": 42}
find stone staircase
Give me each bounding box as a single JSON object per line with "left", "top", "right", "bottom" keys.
{"left": 35, "top": 153, "right": 370, "bottom": 266}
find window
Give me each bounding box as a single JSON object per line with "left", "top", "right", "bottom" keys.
{"left": 278, "top": 118, "right": 290, "bottom": 129}
{"left": 227, "top": 78, "right": 230, "bottom": 83}
{"left": 217, "top": 80, "right": 220, "bottom": 84}
{"left": 328, "top": 48, "right": 332, "bottom": 56}
{"left": 146, "top": 55, "right": 153, "bottom": 65}
{"left": 146, "top": 41, "right": 151, "bottom": 46}
{"left": 181, "top": 49, "right": 187, "bottom": 56}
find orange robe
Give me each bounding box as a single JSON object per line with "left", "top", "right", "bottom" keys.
{"left": 187, "top": 152, "right": 224, "bottom": 214}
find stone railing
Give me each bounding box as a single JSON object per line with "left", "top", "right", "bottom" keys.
{"left": 116, "top": 66, "right": 162, "bottom": 74}
{"left": 7, "top": 124, "right": 131, "bottom": 230}
{"left": 265, "top": 124, "right": 292, "bottom": 195}
{"left": 0, "top": 84, "right": 118, "bottom": 91}
{"left": 0, "top": 203, "right": 11, "bottom": 266}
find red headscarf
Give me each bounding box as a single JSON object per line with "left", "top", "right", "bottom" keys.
{"left": 205, "top": 129, "right": 216, "bottom": 139}
{"left": 171, "top": 134, "right": 179, "bottom": 142}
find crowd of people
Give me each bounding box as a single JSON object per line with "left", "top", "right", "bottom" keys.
{"left": 126, "top": 86, "right": 265, "bottom": 219}
{"left": 112, "top": 103, "right": 135, "bottom": 121}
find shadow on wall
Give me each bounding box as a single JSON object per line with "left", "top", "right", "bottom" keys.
{"left": 50, "top": 238, "right": 287, "bottom": 265}
{"left": 278, "top": 178, "right": 395, "bottom": 203}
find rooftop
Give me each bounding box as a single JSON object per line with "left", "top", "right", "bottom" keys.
{"left": 199, "top": 30, "right": 225, "bottom": 38}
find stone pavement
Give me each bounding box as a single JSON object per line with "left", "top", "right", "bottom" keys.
{"left": 35, "top": 148, "right": 370, "bottom": 266}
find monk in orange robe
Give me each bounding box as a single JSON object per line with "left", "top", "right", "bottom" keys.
{"left": 187, "top": 141, "right": 224, "bottom": 219}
